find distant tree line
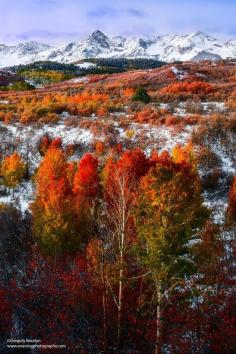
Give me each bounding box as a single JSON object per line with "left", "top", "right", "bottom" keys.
{"left": 81, "top": 58, "right": 167, "bottom": 71}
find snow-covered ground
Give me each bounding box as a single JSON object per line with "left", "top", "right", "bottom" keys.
{"left": 128, "top": 123, "right": 193, "bottom": 154}
{"left": 0, "top": 116, "right": 194, "bottom": 213}
{"left": 25, "top": 79, "right": 43, "bottom": 89}
{"left": 201, "top": 140, "right": 236, "bottom": 224}
{"left": 0, "top": 118, "right": 93, "bottom": 173}
{"left": 171, "top": 66, "right": 188, "bottom": 80}
{"left": 0, "top": 182, "right": 34, "bottom": 214}
{"left": 160, "top": 101, "right": 226, "bottom": 117}
{"left": 0, "top": 118, "right": 94, "bottom": 212}
{"left": 69, "top": 77, "right": 89, "bottom": 84}
{"left": 202, "top": 101, "right": 226, "bottom": 113}
{"left": 0, "top": 119, "right": 93, "bottom": 150}
{"left": 0, "top": 103, "right": 234, "bottom": 223}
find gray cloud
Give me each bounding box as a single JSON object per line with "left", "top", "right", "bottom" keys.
{"left": 87, "top": 7, "right": 119, "bottom": 18}
{"left": 13, "top": 29, "right": 82, "bottom": 42}
{"left": 88, "top": 7, "right": 146, "bottom": 19}
{"left": 127, "top": 8, "right": 146, "bottom": 18}
{"left": 0, "top": 0, "right": 235, "bottom": 45}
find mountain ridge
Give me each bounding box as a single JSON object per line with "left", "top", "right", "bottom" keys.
{"left": 0, "top": 30, "right": 235, "bottom": 68}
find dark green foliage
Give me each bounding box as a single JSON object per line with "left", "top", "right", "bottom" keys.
{"left": 11, "top": 61, "right": 79, "bottom": 74}
{"left": 132, "top": 87, "right": 151, "bottom": 104}
{"left": 81, "top": 58, "right": 166, "bottom": 70}
{"left": 0, "top": 81, "right": 34, "bottom": 91}
{"left": 10, "top": 59, "right": 167, "bottom": 77}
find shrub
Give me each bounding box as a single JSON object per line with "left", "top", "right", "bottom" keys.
{"left": 132, "top": 88, "right": 151, "bottom": 104}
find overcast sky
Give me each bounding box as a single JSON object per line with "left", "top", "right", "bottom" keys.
{"left": 0, "top": 0, "right": 235, "bottom": 44}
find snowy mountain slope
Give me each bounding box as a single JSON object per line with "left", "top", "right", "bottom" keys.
{"left": 146, "top": 31, "right": 235, "bottom": 61}
{"left": 0, "top": 30, "right": 236, "bottom": 67}
{"left": 0, "top": 41, "right": 52, "bottom": 67}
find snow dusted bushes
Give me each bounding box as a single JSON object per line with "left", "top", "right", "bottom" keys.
{"left": 183, "top": 114, "right": 202, "bottom": 125}
{"left": 197, "top": 147, "right": 221, "bottom": 170}
{"left": 63, "top": 116, "right": 80, "bottom": 127}
{"left": 164, "top": 115, "right": 179, "bottom": 126}
{"left": 133, "top": 106, "right": 180, "bottom": 127}
{"left": 227, "top": 88, "right": 236, "bottom": 110}
{"left": 185, "top": 98, "right": 203, "bottom": 114}
{"left": 192, "top": 113, "right": 236, "bottom": 150}
{"left": 79, "top": 119, "right": 117, "bottom": 137}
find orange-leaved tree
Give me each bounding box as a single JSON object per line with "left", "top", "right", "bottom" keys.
{"left": 73, "top": 153, "right": 100, "bottom": 239}
{"left": 32, "top": 145, "right": 78, "bottom": 255}
{"left": 1, "top": 152, "right": 27, "bottom": 191}
{"left": 32, "top": 147, "right": 100, "bottom": 255}
{"left": 73, "top": 153, "right": 99, "bottom": 199}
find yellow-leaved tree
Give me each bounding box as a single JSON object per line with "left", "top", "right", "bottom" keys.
{"left": 1, "top": 152, "right": 27, "bottom": 192}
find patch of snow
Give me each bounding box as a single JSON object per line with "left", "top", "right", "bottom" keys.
{"left": 171, "top": 66, "right": 187, "bottom": 80}
{"left": 202, "top": 101, "right": 225, "bottom": 113}
{"left": 76, "top": 62, "right": 97, "bottom": 69}
{"left": 201, "top": 140, "right": 236, "bottom": 224}
{"left": 0, "top": 119, "right": 93, "bottom": 148}
{"left": 174, "top": 102, "right": 187, "bottom": 117}
{"left": 69, "top": 77, "right": 89, "bottom": 84}
{"left": 25, "top": 79, "right": 43, "bottom": 89}
{"left": 203, "top": 197, "right": 227, "bottom": 225}
{"left": 212, "top": 142, "right": 235, "bottom": 175}
{"left": 159, "top": 103, "right": 170, "bottom": 110}
{"left": 130, "top": 123, "right": 193, "bottom": 154}
{"left": 0, "top": 118, "right": 94, "bottom": 212}
{"left": 0, "top": 181, "right": 34, "bottom": 214}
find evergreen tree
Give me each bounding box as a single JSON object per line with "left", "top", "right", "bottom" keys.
{"left": 132, "top": 87, "right": 151, "bottom": 104}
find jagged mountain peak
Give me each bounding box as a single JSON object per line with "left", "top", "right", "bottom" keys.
{"left": 90, "top": 30, "right": 107, "bottom": 40}
{"left": 189, "top": 30, "right": 208, "bottom": 38}
{"left": 16, "top": 41, "right": 52, "bottom": 54}
{"left": 88, "top": 30, "right": 110, "bottom": 48}
{"left": 111, "top": 35, "right": 126, "bottom": 47}
{"left": 187, "top": 31, "right": 217, "bottom": 42}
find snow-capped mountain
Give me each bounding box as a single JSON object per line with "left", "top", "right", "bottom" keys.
{"left": 0, "top": 41, "right": 52, "bottom": 67}
{"left": 0, "top": 30, "right": 235, "bottom": 68}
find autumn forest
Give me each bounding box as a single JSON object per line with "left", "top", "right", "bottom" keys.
{"left": 0, "top": 60, "right": 236, "bottom": 353}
